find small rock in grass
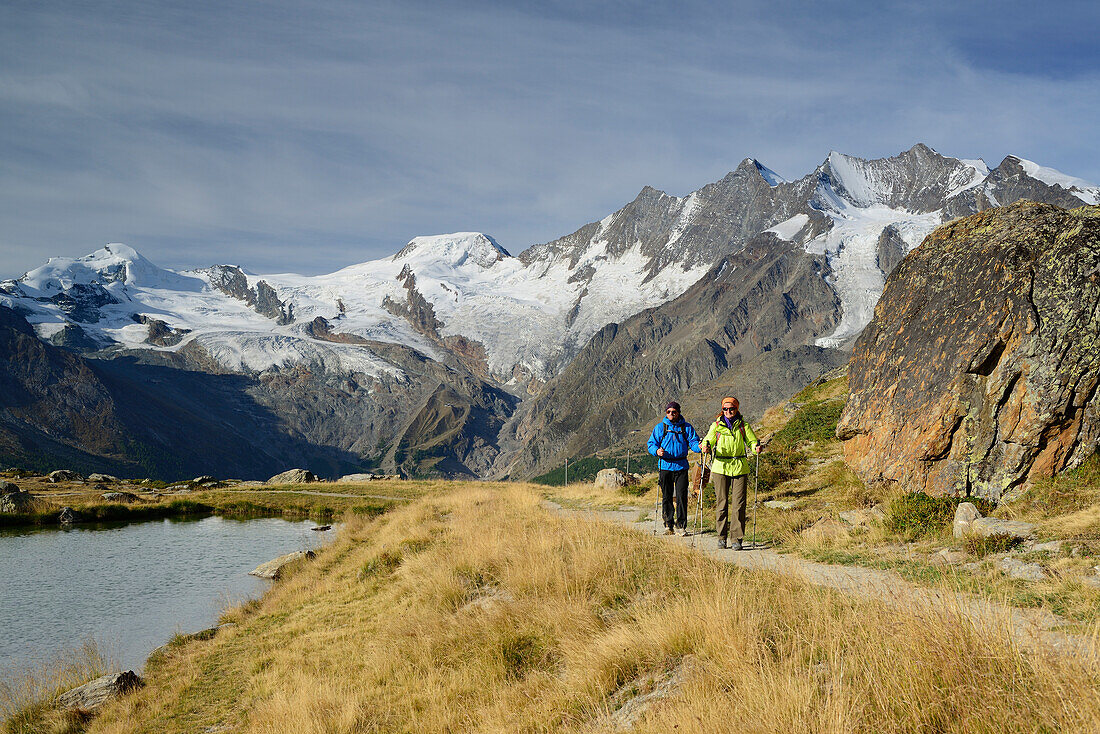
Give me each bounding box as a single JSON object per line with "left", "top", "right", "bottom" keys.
{"left": 801, "top": 518, "right": 850, "bottom": 543}
{"left": 338, "top": 473, "right": 375, "bottom": 483}
{"left": 970, "top": 517, "right": 1036, "bottom": 540}
{"left": 101, "top": 491, "right": 140, "bottom": 503}
{"left": 1030, "top": 540, "right": 1064, "bottom": 555}
{"left": 838, "top": 508, "right": 881, "bottom": 527}
{"left": 998, "top": 557, "right": 1046, "bottom": 582}
{"left": 931, "top": 548, "right": 968, "bottom": 566}
{"left": 57, "top": 671, "right": 141, "bottom": 711}
{"left": 249, "top": 550, "right": 316, "bottom": 579}
{"left": 764, "top": 500, "right": 796, "bottom": 510}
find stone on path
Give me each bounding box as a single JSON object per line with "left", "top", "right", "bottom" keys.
{"left": 249, "top": 550, "right": 315, "bottom": 579}
{"left": 268, "top": 469, "right": 317, "bottom": 484}
{"left": 57, "top": 671, "right": 141, "bottom": 711}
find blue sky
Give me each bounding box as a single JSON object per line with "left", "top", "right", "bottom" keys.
{"left": 1, "top": 0, "right": 1098, "bottom": 277}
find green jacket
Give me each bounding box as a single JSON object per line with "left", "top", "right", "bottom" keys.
{"left": 702, "top": 417, "right": 759, "bottom": 477}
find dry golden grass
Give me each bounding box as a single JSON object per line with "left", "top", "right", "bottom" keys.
{"left": 0, "top": 640, "right": 115, "bottom": 734}
{"left": 80, "top": 482, "right": 1100, "bottom": 734}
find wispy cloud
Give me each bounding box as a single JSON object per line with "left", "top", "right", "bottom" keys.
{"left": 1, "top": 0, "right": 1098, "bottom": 277}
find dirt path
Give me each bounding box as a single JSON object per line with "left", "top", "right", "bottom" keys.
{"left": 542, "top": 500, "right": 1100, "bottom": 665}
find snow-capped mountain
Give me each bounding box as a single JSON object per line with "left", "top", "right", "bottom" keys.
{"left": 3, "top": 143, "right": 1097, "bottom": 480}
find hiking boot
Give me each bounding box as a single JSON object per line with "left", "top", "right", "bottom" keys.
{"left": 717, "top": 537, "right": 727, "bottom": 550}
{"left": 731, "top": 538, "right": 743, "bottom": 551}
{"left": 679, "top": 527, "right": 691, "bottom": 537}
{"left": 664, "top": 527, "right": 675, "bottom": 536}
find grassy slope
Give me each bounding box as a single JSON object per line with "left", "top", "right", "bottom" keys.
{"left": 65, "top": 482, "right": 1100, "bottom": 733}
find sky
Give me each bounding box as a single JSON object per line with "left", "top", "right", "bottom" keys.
{"left": 1, "top": 0, "right": 1099, "bottom": 278}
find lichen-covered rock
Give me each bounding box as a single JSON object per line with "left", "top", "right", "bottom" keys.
{"left": 267, "top": 469, "right": 317, "bottom": 484}
{"left": 0, "top": 488, "right": 35, "bottom": 512}
{"left": 839, "top": 202, "right": 1100, "bottom": 499}
{"left": 998, "top": 557, "right": 1046, "bottom": 582}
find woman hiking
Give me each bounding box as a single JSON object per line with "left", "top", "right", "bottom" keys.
{"left": 702, "top": 397, "right": 760, "bottom": 550}
{"left": 647, "top": 401, "right": 702, "bottom": 536}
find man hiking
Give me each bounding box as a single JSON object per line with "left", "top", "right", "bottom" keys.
{"left": 702, "top": 396, "right": 760, "bottom": 550}
{"left": 647, "top": 401, "right": 702, "bottom": 536}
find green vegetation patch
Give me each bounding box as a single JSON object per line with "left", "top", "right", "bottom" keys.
{"left": 963, "top": 532, "right": 1022, "bottom": 558}
{"left": 885, "top": 493, "right": 996, "bottom": 539}
{"left": 531, "top": 454, "right": 658, "bottom": 486}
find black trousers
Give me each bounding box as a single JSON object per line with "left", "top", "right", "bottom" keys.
{"left": 658, "top": 468, "right": 689, "bottom": 530}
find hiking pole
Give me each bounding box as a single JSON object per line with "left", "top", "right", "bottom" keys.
{"left": 751, "top": 450, "right": 759, "bottom": 550}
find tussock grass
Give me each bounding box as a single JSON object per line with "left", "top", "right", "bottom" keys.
{"left": 83, "top": 483, "right": 1100, "bottom": 733}
{"left": 0, "top": 640, "right": 115, "bottom": 734}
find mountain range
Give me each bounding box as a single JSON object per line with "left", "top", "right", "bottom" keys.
{"left": 2, "top": 144, "right": 1097, "bottom": 479}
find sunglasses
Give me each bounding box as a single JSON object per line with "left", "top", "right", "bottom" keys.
{"left": 722, "top": 406, "right": 736, "bottom": 412}
{"left": 666, "top": 409, "right": 679, "bottom": 414}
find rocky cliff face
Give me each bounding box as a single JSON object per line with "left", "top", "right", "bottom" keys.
{"left": 838, "top": 202, "right": 1100, "bottom": 499}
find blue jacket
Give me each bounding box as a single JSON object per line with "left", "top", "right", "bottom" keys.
{"left": 647, "top": 417, "right": 702, "bottom": 471}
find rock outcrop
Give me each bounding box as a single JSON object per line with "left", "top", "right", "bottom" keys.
{"left": 593, "top": 468, "right": 638, "bottom": 491}
{"left": 839, "top": 202, "right": 1100, "bottom": 499}
{"left": 267, "top": 469, "right": 317, "bottom": 484}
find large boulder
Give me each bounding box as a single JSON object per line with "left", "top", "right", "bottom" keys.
{"left": 48, "top": 469, "right": 83, "bottom": 483}
{"left": 57, "top": 671, "right": 141, "bottom": 711}
{"left": 267, "top": 469, "right": 317, "bottom": 484}
{"left": 0, "top": 488, "right": 35, "bottom": 513}
{"left": 839, "top": 203, "right": 1100, "bottom": 499}
{"left": 87, "top": 473, "right": 118, "bottom": 483}
{"left": 594, "top": 468, "right": 638, "bottom": 491}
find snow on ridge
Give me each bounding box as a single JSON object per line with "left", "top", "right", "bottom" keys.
{"left": 808, "top": 205, "right": 942, "bottom": 349}
{"left": 753, "top": 160, "right": 786, "bottom": 186}
{"left": 766, "top": 214, "right": 810, "bottom": 242}
{"left": 1015, "top": 157, "right": 1100, "bottom": 205}
{"left": 665, "top": 191, "right": 701, "bottom": 248}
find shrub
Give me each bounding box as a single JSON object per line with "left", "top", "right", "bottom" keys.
{"left": 772, "top": 400, "right": 845, "bottom": 445}
{"left": 963, "top": 532, "right": 1021, "bottom": 558}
